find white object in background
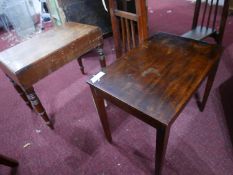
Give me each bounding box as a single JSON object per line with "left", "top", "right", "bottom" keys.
{"left": 102, "top": 0, "right": 108, "bottom": 12}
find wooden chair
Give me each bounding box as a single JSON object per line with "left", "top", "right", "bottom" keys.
{"left": 108, "top": 0, "right": 149, "bottom": 58}
{"left": 182, "top": 0, "right": 230, "bottom": 111}
{"left": 182, "top": 0, "right": 230, "bottom": 45}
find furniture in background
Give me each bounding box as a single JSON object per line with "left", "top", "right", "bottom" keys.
{"left": 229, "top": 0, "right": 233, "bottom": 12}
{"left": 46, "top": 0, "right": 65, "bottom": 26}
{"left": 108, "top": 0, "right": 148, "bottom": 58}
{"left": 0, "top": 154, "right": 18, "bottom": 168}
{"left": 182, "top": 0, "right": 229, "bottom": 111}
{"left": 0, "top": 22, "right": 106, "bottom": 129}
{"left": 87, "top": 33, "right": 222, "bottom": 175}
{"left": 61, "top": 0, "right": 112, "bottom": 35}
{"left": 182, "top": 0, "right": 230, "bottom": 45}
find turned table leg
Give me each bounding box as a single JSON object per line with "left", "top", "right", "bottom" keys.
{"left": 96, "top": 46, "right": 106, "bottom": 70}
{"left": 77, "top": 57, "right": 85, "bottom": 75}
{"left": 9, "top": 79, "right": 33, "bottom": 110}
{"left": 90, "top": 86, "right": 112, "bottom": 143}
{"left": 77, "top": 45, "right": 106, "bottom": 75}
{"left": 23, "top": 87, "right": 53, "bottom": 129}
{"left": 155, "top": 126, "right": 170, "bottom": 175}
{"left": 0, "top": 154, "right": 18, "bottom": 167}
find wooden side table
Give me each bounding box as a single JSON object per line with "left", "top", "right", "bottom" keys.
{"left": 87, "top": 33, "right": 222, "bottom": 175}
{"left": 0, "top": 22, "right": 106, "bottom": 129}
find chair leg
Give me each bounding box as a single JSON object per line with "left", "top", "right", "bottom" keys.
{"left": 0, "top": 154, "right": 18, "bottom": 167}
{"left": 96, "top": 46, "right": 106, "bottom": 70}
{"left": 90, "top": 86, "right": 112, "bottom": 143}
{"left": 77, "top": 57, "right": 85, "bottom": 75}
{"left": 77, "top": 46, "right": 106, "bottom": 75}
{"left": 23, "top": 87, "right": 53, "bottom": 129}
{"left": 155, "top": 126, "right": 170, "bottom": 175}
{"left": 198, "top": 62, "right": 219, "bottom": 112}
{"left": 9, "top": 78, "right": 33, "bottom": 110}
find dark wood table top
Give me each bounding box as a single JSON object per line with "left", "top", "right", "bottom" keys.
{"left": 87, "top": 33, "right": 222, "bottom": 126}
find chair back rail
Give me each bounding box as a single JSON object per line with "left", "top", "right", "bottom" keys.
{"left": 109, "top": 0, "right": 148, "bottom": 58}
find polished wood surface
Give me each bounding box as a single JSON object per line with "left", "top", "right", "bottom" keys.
{"left": 88, "top": 33, "right": 222, "bottom": 126}
{"left": 87, "top": 33, "right": 222, "bottom": 175}
{"left": 0, "top": 22, "right": 104, "bottom": 88}
{"left": 108, "top": 0, "right": 148, "bottom": 58}
{"left": 182, "top": 0, "right": 230, "bottom": 44}
{"left": 0, "top": 22, "right": 106, "bottom": 128}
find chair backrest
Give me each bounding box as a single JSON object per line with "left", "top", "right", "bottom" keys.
{"left": 108, "top": 0, "right": 148, "bottom": 58}
{"left": 192, "top": 0, "right": 230, "bottom": 44}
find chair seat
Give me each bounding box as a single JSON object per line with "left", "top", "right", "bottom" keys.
{"left": 0, "top": 22, "right": 103, "bottom": 88}
{"left": 182, "top": 26, "right": 216, "bottom": 41}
